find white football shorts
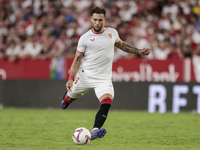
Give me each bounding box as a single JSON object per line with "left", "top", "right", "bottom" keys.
{"left": 67, "top": 76, "right": 114, "bottom": 99}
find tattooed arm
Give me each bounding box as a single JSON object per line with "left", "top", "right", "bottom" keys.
{"left": 70, "top": 52, "right": 83, "bottom": 76}
{"left": 66, "top": 51, "right": 83, "bottom": 92}
{"left": 115, "top": 40, "right": 150, "bottom": 56}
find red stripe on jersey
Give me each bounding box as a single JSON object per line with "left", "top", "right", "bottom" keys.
{"left": 91, "top": 28, "right": 105, "bottom": 34}
{"left": 76, "top": 50, "right": 84, "bottom": 54}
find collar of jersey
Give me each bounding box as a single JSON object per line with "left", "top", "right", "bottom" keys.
{"left": 91, "top": 28, "right": 105, "bottom": 34}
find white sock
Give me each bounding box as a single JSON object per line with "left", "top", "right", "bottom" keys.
{"left": 92, "top": 127, "right": 99, "bottom": 131}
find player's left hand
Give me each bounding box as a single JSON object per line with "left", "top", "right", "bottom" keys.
{"left": 139, "top": 48, "right": 150, "bottom": 56}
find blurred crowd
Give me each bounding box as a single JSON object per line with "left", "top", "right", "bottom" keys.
{"left": 1, "top": 0, "right": 200, "bottom": 62}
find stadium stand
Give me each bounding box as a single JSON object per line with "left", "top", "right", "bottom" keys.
{"left": 0, "top": 0, "right": 200, "bottom": 63}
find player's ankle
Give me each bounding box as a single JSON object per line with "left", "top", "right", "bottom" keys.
{"left": 92, "top": 127, "right": 99, "bottom": 131}
{"left": 63, "top": 96, "right": 73, "bottom": 104}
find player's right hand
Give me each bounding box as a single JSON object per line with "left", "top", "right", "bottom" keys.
{"left": 66, "top": 80, "right": 73, "bottom": 92}
{"left": 139, "top": 48, "right": 150, "bottom": 56}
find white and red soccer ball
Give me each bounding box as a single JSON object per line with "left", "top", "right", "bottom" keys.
{"left": 72, "top": 127, "right": 91, "bottom": 145}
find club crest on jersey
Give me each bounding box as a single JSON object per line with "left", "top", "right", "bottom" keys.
{"left": 108, "top": 33, "right": 112, "bottom": 38}
{"left": 90, "top": 38, "right": 95, "bottom": 41}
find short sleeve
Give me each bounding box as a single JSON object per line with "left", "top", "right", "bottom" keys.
{"left": 113, "top": 29, "right": 121, "bottom": 43}
{"left": 77, "top": 35, "right": 86, "bottom": 54}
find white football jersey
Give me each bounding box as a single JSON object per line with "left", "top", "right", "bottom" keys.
{"left": 76, "top": 27, "right": 121, "bottom": 81}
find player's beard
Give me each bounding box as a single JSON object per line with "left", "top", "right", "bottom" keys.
{"left": 93, "top": 24, "right": 103, "bottom": 33}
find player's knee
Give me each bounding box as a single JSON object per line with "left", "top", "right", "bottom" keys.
{"left": 100, "top": 97, "right": 113, "bottom": 105}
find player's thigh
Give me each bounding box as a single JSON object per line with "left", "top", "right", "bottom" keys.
{"left": 67, "top": 77, "right": 93, "bottom": 99}
{"left": 94, "top": 81, "right": 114, "bottom": 101}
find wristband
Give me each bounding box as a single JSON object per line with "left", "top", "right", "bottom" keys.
{"left": 69, "top": 75, "right": 75, "bottom": 81}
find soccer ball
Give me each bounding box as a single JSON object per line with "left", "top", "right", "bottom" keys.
{"left": 72, "top": 127, "right": 91, "bottom": 145}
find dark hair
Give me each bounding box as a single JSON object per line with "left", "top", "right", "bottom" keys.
{"left": 91, "top": 6, "right": 106, "bottom": 17}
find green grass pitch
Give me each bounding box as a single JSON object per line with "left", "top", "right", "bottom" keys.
{"left": 0, "top": 108, "right": 200, "bottom": 150}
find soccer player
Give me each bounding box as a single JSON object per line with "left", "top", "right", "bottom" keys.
{"left": 61, "top": 6, "right": 150, "bottom": 141}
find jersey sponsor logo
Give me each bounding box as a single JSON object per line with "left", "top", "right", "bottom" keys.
{"left": 108, "top": 33, "right": 112, "bottom": 38}
{"left": 90, "top": 38, "right": 95, "bottom": 41}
